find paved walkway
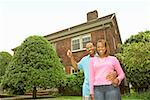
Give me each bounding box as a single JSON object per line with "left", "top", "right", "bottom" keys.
{"left": 1, "top": 95, "right": 31, "bottom": 100}
{"left": 0, "top": 88, "right": 59, "bottom": 100}
{"left": 0, "top": 95, "right": 58, "bottom": 100}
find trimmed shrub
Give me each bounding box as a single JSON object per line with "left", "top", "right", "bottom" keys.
{"left": 1, "top": 35, "right": 66, "bottom": 94}
{"left": 58, "top": 71, "right": 84, "bottom": 96}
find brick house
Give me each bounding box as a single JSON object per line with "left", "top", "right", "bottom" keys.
{"left": 44, "top": 10, "right": 122, "bottom": 74}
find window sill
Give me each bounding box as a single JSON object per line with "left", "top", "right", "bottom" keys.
{"left": 72, "top": 48, "right": 86, "bottom": 53}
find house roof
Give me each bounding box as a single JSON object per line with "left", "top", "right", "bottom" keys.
{"left": 44, "top": 13, "right": 117, "bottom": 42}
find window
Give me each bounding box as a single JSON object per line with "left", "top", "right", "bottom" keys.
{"left": 82, "top": 35, "right": 91, "bottom": 48}
{"left": 72, "top": 37, "right": 80, "bottom": 51}
{"left": 71, "top": 67, "right": 80, "bottom": 75}
{"left": 71, "top": 34, "right": 91, "bottom": 52}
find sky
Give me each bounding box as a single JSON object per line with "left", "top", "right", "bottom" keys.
{"left": 0, "top": 0, "right": 150, "bottom": 55}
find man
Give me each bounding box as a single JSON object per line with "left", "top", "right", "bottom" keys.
{"left": 67, "top": 42, "right": 117, "bottom": 100}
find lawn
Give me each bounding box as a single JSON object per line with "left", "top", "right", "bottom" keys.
{"left": 0, "top": 94, "right": 142, "bottom": 100}
{"left": 44, "top": 96, "right": 141, "bottom": 100}
{"left": 0, "top": 95, "right": 142, "bottom": 100}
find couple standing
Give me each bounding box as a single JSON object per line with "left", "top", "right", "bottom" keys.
{"left": 67, "top": 39, "right": 125, "bottom": 100}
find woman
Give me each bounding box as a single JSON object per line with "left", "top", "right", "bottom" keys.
{"left": 89, "top": 39, "right": 125, "bottom": 100}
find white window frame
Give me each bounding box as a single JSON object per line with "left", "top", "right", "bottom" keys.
{"left": 71, "top": 34, "right": 91, "bottom": 52}
{"left": 112, "top": 36, "right": 116, "bottom": 49}
{"left": 70, "top": 67, "right": 80, "bottom": 75}
{"left": 71, "top": 37, "right": 80, "bottom": 52}
{"left": 82, "top": 34, "right": 91, "bottom": 49}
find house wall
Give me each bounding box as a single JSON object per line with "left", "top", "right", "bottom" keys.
{"left": 106, "top": 26, "right": 116, "bottom": 54}
{"left": 44, "top": 12, "right": 122, "bottom": 74}
{"left": 90, "top": 26, "right": 119, "bottom": 55}
{"left": 55, "top": 37, "right": 88, "bottom": 74}
{"left": 91, "top": 29, "right": 105, "bottom": 44}
{"left": 55, "top": 25, "right": 121, "bottom": 74}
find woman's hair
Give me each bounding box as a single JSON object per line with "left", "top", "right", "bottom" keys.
{"left": 96, "top": 39, "right": 110, "bottom": 57}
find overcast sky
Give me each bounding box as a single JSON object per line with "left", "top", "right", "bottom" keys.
{"left": 0, "top": 0, "right": 150, "bottom": 54}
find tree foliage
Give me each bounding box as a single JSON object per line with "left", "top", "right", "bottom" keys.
{"left": 116, "top": 31, "right": 150, "bottom": 92}
{"left": 0, "top": 52, "right": 12, "bottom": 82}
{"left": 124, "top": 30, "right": 150, "bottom": 44}
{"left": 1, "top": 35, "right": 66, "bottom": 94}
{"left": 58, "top": 71, "right": 84, "bottom": 96}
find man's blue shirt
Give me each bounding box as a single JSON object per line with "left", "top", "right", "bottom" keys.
{"left": 78, "top": 55, "right": 90, "bottom": 96}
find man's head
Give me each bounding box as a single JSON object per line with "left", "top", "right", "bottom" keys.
{"left": 85, "top": 42, "right": 95, "bottom": 57}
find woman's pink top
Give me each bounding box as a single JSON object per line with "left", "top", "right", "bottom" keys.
{"left": 89, "top": 56, "right": 125, "bottom": 94}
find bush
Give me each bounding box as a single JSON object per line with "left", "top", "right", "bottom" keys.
{"left": 139, "top": 90, "right": 150, "bottom": 100}
{"left": 1, "top": 35, "right": 65, "bottom": 94}
{"left": 116, "top": 31, "right": 150, "bottom": 92}
{"left": 0, "top": 52, "right": 12, "bottom": 83}
{"left": 58, "top": 71, "right": 84, "bottom": 96}
{"left": 0, "top": 52, "right": 12, "bottom": 76}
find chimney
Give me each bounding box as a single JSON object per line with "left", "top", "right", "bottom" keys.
{"left": 87, "top": 10, "right": 98, "bottom": 21}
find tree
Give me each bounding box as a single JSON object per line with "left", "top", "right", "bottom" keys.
{"left": 1, "top": 36, "right": 66, "bottom": 96}
{"left": 124, "top": 30, "right": 150, "bottom": 44}
{"left": 0, "top": 52, "right": 12, "bottom": 82}
{"left": 116, "top": 31, "right": 150, "bottom": 92}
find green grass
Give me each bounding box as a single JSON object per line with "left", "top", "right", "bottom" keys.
{"left": 122, "top": 95, "right": 141, "bottom": 100}
{"left": 1, "top": 93, "right": 143, "bottom": 100}
{"left": 42, "top": 96, "right": 141, "bottom": 100}
{"left": 0, "top": 95, "right": 142, "bottom": 100}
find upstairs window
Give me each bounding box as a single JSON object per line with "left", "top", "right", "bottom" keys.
{"left": 72, "top": 37, "right": 80, "bottom": 51}
{"left": 82, "top": 35, "right": 91, "bottom": 48}
{"left": 71, "top": 34, "right": 91, "bottom": 52}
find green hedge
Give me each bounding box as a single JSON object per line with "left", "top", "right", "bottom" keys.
{"left": 58, "top": 71, "right": 84, "bottom": 96}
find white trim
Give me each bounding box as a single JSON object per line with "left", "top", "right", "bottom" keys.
{"left": 45, "top": 19, "right": 112, "bottom": 42}
{"left": 82, "top": 34, "right": 91, "bottom": 48}
{"left": 71, "top": 34, "right": 91, "bottom": 52}
{"left": 48, "top": 24, "right": 110, "bottom": 43}
{"left": 71, "top": 37, "right": 80, "bottom": 52}
{"left": 70, "top": 67, "right": 80, "bottom": 74}
{"left": 113, "top": 36, "right": 116, "bottom": 49}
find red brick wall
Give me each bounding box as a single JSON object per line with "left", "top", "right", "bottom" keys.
{"left": 106, "top": 27, "right": 115, "bottom": 54}
{"left": 55, "top": 26, "right": 121, "bottom": 74}
{"left": 90, "top": 28, "right": 114, "bottom": 54}
{"left": 91, "top": 29, "right": 105, "bottom": 45}
{"left": 56, "top": 38, "right": 70, "bottom": 66}
{"left": 55, "top": 38, "right": 89, "bottom": 74}
{"left": 65, "top": 66, "right": 71, "bottom": 74}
